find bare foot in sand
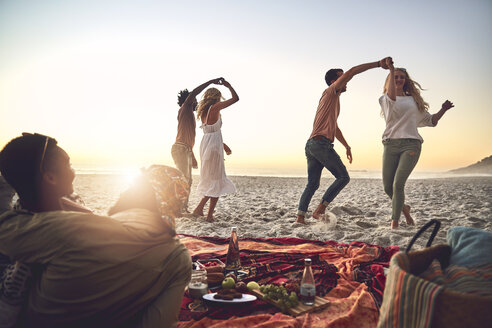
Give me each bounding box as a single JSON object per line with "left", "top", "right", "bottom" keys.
{"left": 391, "top": 220, "right": 399, "bottom": 229}
{"left": 205, "top": 215, "right": 214, "bottom": 223}
{"left": 402, "top": 204, "right": 415, "bottom": 225}
{"left": 192, "top": 210, "right": 204, "bottom": 218}
{"left": 296, "top": 215, "right": 306, "bottom": 224}
{"left": 312, "top": 203, "right": 327, "bottom": 220}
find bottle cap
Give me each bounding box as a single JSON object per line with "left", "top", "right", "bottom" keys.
{"left": 304, "top": 258, "right": 312, "bottom": 264}
{"left": 231, "top": 227, "right": 237, "bottom": 232}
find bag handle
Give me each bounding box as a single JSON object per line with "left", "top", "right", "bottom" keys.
{"left": 405, "top": 219, "right": 441, "bottom": 253}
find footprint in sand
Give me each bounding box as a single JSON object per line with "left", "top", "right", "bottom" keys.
{"left": 355, "top": 221, "right": 377, "bottom": 229}
{"left": 340, "top": 206, "right": 364, "bottom": 215}
{"left": 468, "top": 217, "right": 486, "bottom": 224}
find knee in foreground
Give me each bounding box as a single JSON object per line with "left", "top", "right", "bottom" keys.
{"left": 306, "top": 181, "right": 320, "bottom": 192}
{"left": 393, "top": 180, "right": 406, "bottom": 193}
{"left": 339, "top": 175, "right": 350, "bottom": 187}
{"left": 384, "top": 185, "right": 393, "bottom": 197}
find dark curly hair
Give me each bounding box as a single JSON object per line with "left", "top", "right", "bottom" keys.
{"left": 325, "top": 68, "right": 343, "bottom": 86}
{"left": 177, "top": 89, "right": 190, "bottom": 106}
{"left": 0, "top": 133, "right": 57, "bottom": 207}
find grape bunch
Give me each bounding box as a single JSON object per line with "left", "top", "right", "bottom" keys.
{"left": 259, "top": 284, "right": 299, "bottom": 313}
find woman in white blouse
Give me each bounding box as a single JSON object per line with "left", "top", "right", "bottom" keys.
{"left": 379, "top": 58, "right": 454, "bottom": 229}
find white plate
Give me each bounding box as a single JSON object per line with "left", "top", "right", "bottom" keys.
{"left": 203, "top": 292, "right": 257, "bottom": 303}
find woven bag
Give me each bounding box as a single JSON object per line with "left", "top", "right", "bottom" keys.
{"left": 377, "top": 219, "right": 492, "bottom": 328}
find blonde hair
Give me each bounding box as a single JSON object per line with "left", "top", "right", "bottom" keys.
{"left": 196, "top": 88, "right": 223, "bottom": 120}
{"left": 383, "top": 68, "right": 429, "bottom": 112}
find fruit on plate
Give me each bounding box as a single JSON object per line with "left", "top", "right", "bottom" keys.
{"left": 246, "top": 281, "right": 260, "bottom": 291}
{"left": 235, "top": 281, "right": 248, "bottom": 293}
{"left": 222, "top": 277, "right": 235, "bottom": 289}
{"left": 225, "top": 272, "right": 237, "bottom": 282}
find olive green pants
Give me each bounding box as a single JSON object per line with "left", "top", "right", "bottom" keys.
{"left": 137, "top": 243, "right": 192, "bottom": 328}
{"left": 171, "top": 143, "right": 193, "bottom": 210}
{"left": 382, "top": 139, "right": 421, "bottom": 221}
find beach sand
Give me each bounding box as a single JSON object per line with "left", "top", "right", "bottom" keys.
{"left": 177, "top": 176, "right": 492, "bottom": 249}
{"left": 76, "top": 174, "right": 492, "bottom": 250}
{"left": 2, "top": 175, "right": 491, "bottom": 249}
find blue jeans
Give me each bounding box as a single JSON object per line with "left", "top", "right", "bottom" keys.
{"left": 297, "top": 137, "right": 350, "bottom": 216}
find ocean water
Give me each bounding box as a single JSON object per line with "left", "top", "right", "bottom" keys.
{"left": 74, "top": 174, "right": 130, "bottom": 215}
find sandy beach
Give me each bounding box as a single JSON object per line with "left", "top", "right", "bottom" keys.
{"left": 71, "top": 174, "right": 492, "bottom": 250}
{"left": 1, "top": 174, "right": 490, "bottom": 250}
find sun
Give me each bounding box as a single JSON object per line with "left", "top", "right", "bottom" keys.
{"left": 121, "top": 168, "right": 141, "bottom": 188}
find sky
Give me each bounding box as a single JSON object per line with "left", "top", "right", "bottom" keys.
{"left": 1, "top": 0, "right": 491, "bottom": 176}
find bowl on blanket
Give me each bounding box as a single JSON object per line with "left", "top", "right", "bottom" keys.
{"left": 197, "top": 259, "right": 225, "bottom": 273}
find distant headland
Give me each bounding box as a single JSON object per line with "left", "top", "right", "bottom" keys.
{"left": 450, "top": 155, "right": 492, "bottom": 174}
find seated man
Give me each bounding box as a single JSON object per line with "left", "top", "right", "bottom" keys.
{"left": 0, "top": 133, "right": 191, "bottom": 327}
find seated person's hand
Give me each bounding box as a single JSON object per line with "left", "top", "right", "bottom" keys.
{"left": 107, "top": 165, "right": 190, "bottom": 236}
{"left": 60, "top": 197, "right": 93, "bottom": 213}
{"left": 108, "top": 177, "right": 158, "bottom": 216}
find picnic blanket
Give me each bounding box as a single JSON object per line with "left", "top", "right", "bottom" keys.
{"left": 178, "top": 235, "right": 399, "bottom": 328}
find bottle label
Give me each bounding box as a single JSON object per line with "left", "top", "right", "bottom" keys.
{"left": 300, "top": 283, "right": 316, "bottom": 305}
{"left": 300, "top": 284, "right": 316, "bottom": 296}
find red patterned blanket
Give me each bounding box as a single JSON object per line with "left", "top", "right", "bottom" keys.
{"left": 178, "top": 235, "right": 398, "bottom": 328}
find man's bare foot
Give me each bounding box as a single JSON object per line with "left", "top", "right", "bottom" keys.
{"left": 312, "top": 203, "right": 327, "bottom": 220}
{"left": 205, "top": 215, "right": 214, "bottom": 223}
{"left": 391, "top": 220, "right": 399, "bottom": 229}
{"left": 296, "top": 215, "right": 306, "bottom": 224}
{"left": 402, "top": 204, "right": 415, "bottom": 225}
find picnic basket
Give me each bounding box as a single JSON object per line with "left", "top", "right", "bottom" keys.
{"left": 377, "top": 219, "right": 492, "bottom": 328}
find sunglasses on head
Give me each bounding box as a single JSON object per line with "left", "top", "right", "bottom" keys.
{"left": 22, "top": 132, "right": 57, "bottom": 173}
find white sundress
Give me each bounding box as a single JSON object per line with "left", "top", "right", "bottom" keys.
{"left": 196, "top": 111, "right": 236, "bottom": 198}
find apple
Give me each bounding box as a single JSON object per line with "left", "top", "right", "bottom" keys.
{"left": 225, "top": 272, "right": 237, "bottom": 282}
{"left": 246, "top": 281, "right": 260, "bottom": 291}
{"left": 222, "top": 277, "right": 235, "bottom": 289}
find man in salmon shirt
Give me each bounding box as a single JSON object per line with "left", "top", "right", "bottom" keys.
{"left": 296, "top": 57, "right": 392, "bottom": 224}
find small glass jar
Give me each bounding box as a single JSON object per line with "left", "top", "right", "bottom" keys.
{"left": 188, "top": 269, "right": 208, "bottom": 299}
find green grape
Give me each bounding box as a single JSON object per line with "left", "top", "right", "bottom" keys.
{"left": 260, "top": 284, "right": 299, "bottom": 313}
{"left": 289, "top": 291, "right": 298, "bottom": 304}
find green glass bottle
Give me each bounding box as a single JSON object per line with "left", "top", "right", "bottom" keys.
{"left": 225, "top": 227, "right": 241, "bottom": 272}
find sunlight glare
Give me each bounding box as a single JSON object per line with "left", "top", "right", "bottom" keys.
{"left": 122, "top": 168, "right": 141, "bottom": 189}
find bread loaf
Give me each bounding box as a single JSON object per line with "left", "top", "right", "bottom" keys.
{"left": 207, "top": 272, "right": 225, "bottom": 284}
{"left": 205, "top": 265, "right": 224, "bottom": 273}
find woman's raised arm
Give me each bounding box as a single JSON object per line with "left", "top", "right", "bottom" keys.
{"left": 386, "top": 58, "right": 397, "bottom": 100}
{"left": 212, "top": 79, "right": 239, "bottom": 111}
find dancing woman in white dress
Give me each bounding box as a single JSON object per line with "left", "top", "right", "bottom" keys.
{"left": 192, "top": 79, "right": 239, "bottom": 222}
